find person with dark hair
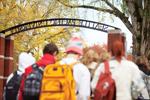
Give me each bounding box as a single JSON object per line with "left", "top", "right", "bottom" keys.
{"left": 135, "top": 56, "right": 150, "bottom": 98}
{"left": 43, "top": 43, "right": 59, "bottom": 55}
{"left": 91, "top": 40, "right": 149, "bottom": 100}
{"left": 18, "top": 43, "right": 59, "bottom": 100}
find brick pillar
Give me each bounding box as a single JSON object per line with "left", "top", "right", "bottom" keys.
{"left": 4, "top": 36, "right": 14, "bottom": 85}
{"left": 108, "top": 30, "right": 126, "bottom": 56}
{"left": 0, "top": 34, "right": 5, "bottom": 100}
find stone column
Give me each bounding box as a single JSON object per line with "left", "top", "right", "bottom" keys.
{"left": 0, "top": 34, "right": 5, "bottom": 100}
{"left": 108, "top": 30, "right": 126, "bottom": 56}
{"left": 4, "top": 36, "right": 14, "bottom": 85}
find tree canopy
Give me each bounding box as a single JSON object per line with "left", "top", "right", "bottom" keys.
{"left": 0, "top": 0, "right": 79, "bottom": 67}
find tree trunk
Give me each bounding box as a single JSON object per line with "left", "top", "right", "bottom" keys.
{"left": 140, "top": 0, "right": 150, "bottom": 68}
{"left": 131, "top": 0, "right": 150, "bottom": 70}
{"left": 125, "top": 0, "right": 150, "bottom": 68}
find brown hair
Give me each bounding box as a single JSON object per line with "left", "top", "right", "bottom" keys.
{"left": 112, "top": 40, "right": 124, "bottom": 62}
{"left": 43, "top": 43, "right": 59, "bottom": 55}
{"left": 135, "top": 55, "right": 150, "bottom": 73}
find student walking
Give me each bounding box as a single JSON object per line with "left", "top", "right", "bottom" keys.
{"left": 60, "top": 37, "right": 91, "bottom": 100}
{"left": 3, "top": 52, "right": 35, "bottom": 100}
{"left": 91, "top": 40, "right": 149, "bottom": 100}
{"left": 18, "top": 43, "right": 59, "bottom": 100}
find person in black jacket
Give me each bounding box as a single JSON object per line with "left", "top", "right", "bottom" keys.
{"left": 3, "top": 52, "right": 35, "bottom": 100}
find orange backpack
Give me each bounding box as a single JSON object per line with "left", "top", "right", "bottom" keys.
{"left": 40, "top": 62, "right": 76, "bottom": 100}
{"left": 94, "top": 61, "right": 116, "bottom": 100}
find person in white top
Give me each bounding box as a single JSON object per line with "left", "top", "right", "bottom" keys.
{"left": 91, "top": 40, "right": 149, "bottom": 100}
{"left": 6, "top": 52, "right": 36, "bottom": 83}
{"left": 3, "top": 52, "right": 36, "bottom": 100}
{"left": 60, "top": 37, "right": 91, "bottom": 100}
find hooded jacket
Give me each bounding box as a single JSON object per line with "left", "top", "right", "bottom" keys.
{"left": 3, "top": 52, "right": 35, "bottom": 100}
{"left": 18, "top": 53, "right": 56, "bottom": 100}
{"left": 6, "top": 52, "right": 36, "bottom": 84}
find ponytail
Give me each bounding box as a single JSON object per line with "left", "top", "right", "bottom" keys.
{"left": 112, "top": 41, "right": 124, "bottom": 62}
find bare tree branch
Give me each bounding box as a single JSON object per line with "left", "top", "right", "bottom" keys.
{"left": 102, "top": 0, "right": 134, "bottom": 34}
{"left": 57, "top": 0, "right": 114, "bottom": 14}
{"left": 125, "top": 0, "right": 143, "bottom": 22}
{"left": 57, "top": 0, "right": 134, "bottom": 34}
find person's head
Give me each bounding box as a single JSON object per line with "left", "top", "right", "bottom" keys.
{"left": 82, "top": 49, "right": 99, "bottom": 65}
{"left": 111, "top": 40, "right": 124, "bottom": 62}
{"left": 136, "top": 56, "right": 148, "bottom": 66}
{"left": 18, "top": 52, "right": 36, "bottom": 73}
{"left": 43, "top": 43, "right": 59, "bottom": 56}
{"left": 135, "top": 56, "right": 150, "bottom": 74}
{"left": 66, "top": 37, "right": 83, "bottom": 57}
{"left": 126, "top": 53, "right": 133, "bottom": 61}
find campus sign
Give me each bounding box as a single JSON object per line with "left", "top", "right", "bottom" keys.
{"left": 0, "top": 18, "right": 120, "bottom": 37}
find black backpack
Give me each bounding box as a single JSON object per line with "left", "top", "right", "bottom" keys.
{"left": 23, "top": 64, "right": 44, "bottom": 100}
{"left": 4, "top": 70, "right": 22, "bottom": 100}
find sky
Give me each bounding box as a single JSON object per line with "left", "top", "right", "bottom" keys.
{"left": 76, "top": 8, "right": 132, "bottom": 52}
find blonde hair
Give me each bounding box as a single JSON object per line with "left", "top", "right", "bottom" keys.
{"left": 81, "top": 49, "right": 99, "bottom": 65}
{"left": 81, "top": 44, "right": 110, "bottom": 65}
{"left": 100, "top": 51, "right": 111, "bottom": 62}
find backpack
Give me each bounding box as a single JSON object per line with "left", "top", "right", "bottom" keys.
{"left": 94, "top": 61, "right": 116, "bottom": 100}
{"left": 4, "top": 71, "right": 22, "bottom": 100}
{"left": 23, "top": 64, "right": 44, "bottom": 100}
{"left": 40, "top": 62, "right": 76, "bottom": 100}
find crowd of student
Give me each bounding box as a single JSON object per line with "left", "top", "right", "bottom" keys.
{"left": 3, "top": 36, "right": 150, "bottom": 100}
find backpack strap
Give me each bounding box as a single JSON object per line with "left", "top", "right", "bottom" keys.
{"left": 60, "top": 60, "right": 79, "bottom": 70}
{"left": 92, "top": 61, "right": 101, "bottom": 76}
{"left": 69, "top": 61, "right": 80, "bottom": 70}
{"left": 104, "top": 61, "right": 110, "bottom": 74}
{"left": 31, "top": 64, "right": 44, "bottom": 73}
{"left": 32, "top": 63, "right": 38, "bottom": 69}
{"left": 13, "top": 70, "right": 18, "bottom": 76}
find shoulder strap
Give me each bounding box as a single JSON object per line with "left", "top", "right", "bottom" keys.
{"left": 31, "top": 64, "right": 44, "bottom": 73}
{"left": 69, "top": 61, "right": 80, "bottom": 69}
{"left": 92, "top": 61, "right": 101, "bottom": 75}
{"left": 104, "top": 61, "right": 110, "bottom": 74}
{"left": 32, "top": 63, "right": 38, "bottom": 69}
{"left": 60, "top": 60, "right": 79, "bottom": 69}
{"left": 13, "top": 70, "right": 18, "bottom": 76}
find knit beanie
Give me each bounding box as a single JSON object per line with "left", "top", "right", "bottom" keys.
{"left": 66, "top": 37, "right": 83, "bottom": 55}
